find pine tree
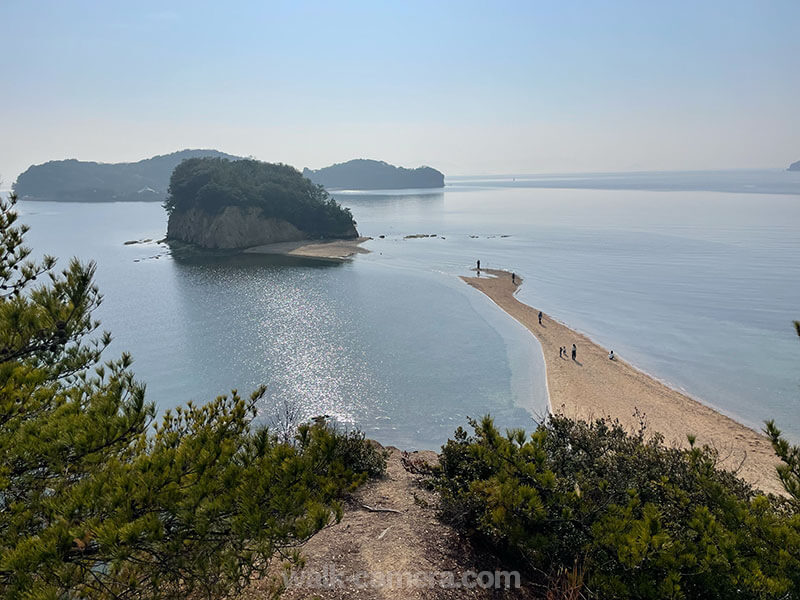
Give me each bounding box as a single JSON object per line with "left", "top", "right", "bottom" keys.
{"left": 0, "top": 194, "right": 378, "bottom": 599}
{"left": 764, "top": 321, "right": 800, "bottom": 502}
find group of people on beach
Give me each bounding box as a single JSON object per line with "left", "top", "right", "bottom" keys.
{"left": 559, "top": 344, "right": 577, "bottom": 361}
{"left": 473, "top": 260, "right": 619, "bottom": 366}
{"left": 557, "top": 344, "right": 616, "bottom": 362}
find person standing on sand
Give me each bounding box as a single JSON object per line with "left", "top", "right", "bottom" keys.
{"left": 538, "top": 311, "right": 542, "bottom": 325}
{"left": 571, "top": 344, "right": 577, "bottom": 361}
{"left": 559, "top": 347, "right": 563, "bottom": 358}
{"left": 512, "top": 272, "right": 516, "bottom": 283}
{"left": 476, "top": 259, "right": 480, "bottom": 270}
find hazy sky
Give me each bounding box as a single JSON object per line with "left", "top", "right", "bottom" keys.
{"left": 1, "top": 0, "right": 798, "bottom": 182}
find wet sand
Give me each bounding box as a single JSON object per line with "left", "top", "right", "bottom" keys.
{"left": 245, "top": 237, "right": 371, "bottom": 261}
{"left": 462, "top": 268, "right": 783, "bottom": 495}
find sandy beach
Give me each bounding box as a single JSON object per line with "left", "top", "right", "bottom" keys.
{"left": 244, "top": 237, "right": 371, "bottom": 261}
{"left": 462, "top": 268, "right": 783, "bottom": 495}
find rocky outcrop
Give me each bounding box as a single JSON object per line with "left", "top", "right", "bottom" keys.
{"left": 789, "top": 160, "right": 800, "bottom": 172}
{"left": 166, "top": 206, "right": 309, "bottom": 249}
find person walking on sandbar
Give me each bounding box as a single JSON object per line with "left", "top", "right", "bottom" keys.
{"left": 571, "top": 343, "right": 577, "bottom": 361}
{"left": 512, "top": 272, "right": 516, "bottom": 283}
{"left": 476, "top": 259, "right": 480, "bottom": 271}
{"left": 538, "top": 311, "right": 542, "bottom": 325}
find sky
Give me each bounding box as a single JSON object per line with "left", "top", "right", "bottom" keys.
{"left": 1, "top": 0, "right": 799, "bottom": 182}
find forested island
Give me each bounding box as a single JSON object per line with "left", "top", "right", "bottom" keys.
{"left": 789, "top": 160, "right": 800, "bottom": 171}
{"left": 303, "top": 159, "right": 444, "bottom": 189}
{"left": 165, "top": 157, "right": 358, "bottom": 249}
{"left": 13, "top": 149, "right": 238, "bottom": 202}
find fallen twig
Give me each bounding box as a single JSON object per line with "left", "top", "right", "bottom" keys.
{"left": 361, "top": 504, "right": 401, "bottom": 514}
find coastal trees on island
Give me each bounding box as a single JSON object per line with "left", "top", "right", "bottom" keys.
{"left": 0, "top": 193, "right": 384, "bottom": 599}
{"left": 164, "top": 157, "right": 357, "bottom": 239}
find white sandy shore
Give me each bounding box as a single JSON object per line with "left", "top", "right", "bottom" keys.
{"left": 462, "top": 268, "right": 783, "bottom": 495}
{"left": 244, "top": 237, "right": 371, "bottom": 261}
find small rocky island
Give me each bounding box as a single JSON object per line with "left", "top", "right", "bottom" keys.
{"left": 165, "top": 158, "right": 358, "bottom": 249}
{"left": 303, "top": 159, "right": 444, "bottom": 189}
{"left": 13, "top": 149, "right": 238, "bottom": 202}
{"left": 789, "top": 160, "right": 800, "bottom": 172}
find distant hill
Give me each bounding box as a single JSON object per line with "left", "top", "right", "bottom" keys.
{"left": 789, "top": 160, "right": 800, "bottom": 172}
{"left": 303, "top": 159, "right": 444, "bottom": 190}
{"left": 13, "top": 149, "right": 240, "bottom": 202}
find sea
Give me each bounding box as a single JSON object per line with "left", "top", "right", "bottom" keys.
{"left": 12, "top": 168, "right": 800, "bottom": 447}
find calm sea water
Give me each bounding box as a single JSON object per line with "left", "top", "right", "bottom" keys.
{"left": 15, "top": 169, "right": 800, "bottom": 445}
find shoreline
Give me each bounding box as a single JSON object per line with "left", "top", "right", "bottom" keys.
{"left": 244, "top": 237, "right": 371, "bottom": 261}
{"left": 461, "top": 268, "right": 783, "bottom": 495}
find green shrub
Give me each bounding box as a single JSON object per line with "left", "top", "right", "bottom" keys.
{"left": 310, "top": 424, "right": 388, "bottom": 480}
{"left": 436, "top": 414, "right": 800, "bottom": 599}
{"left": 764, "top": 323, "right": 800, "bottom": 504}
{"left": 0, "top": 194, "right": 380, "bottom": 600}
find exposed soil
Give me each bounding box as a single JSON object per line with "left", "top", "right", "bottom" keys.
{"left": 241, "top": 449, "right": 537, "bottom": 599}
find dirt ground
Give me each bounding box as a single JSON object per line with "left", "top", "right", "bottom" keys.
{"left": 241, "top": 448, "right": 537, "bottom": 599}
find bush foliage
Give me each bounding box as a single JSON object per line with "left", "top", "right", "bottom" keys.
{"left": 164, "top": 157, "right": 357, "bottom": 238}
{"left": 436, "top": 414, "right": 800, "bottom": 599}
{"left": 0, "top": 194, "right": 383, "bottom": 599}
{"left": 764, "top": 323, "right": 800, "bottom": 504}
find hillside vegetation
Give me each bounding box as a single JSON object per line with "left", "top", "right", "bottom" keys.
{"left": 165, "top": 158, "right": 357, "bottom": 239}
{"left": 0, "top": 193, "right": 384, "bottom": 599}
{"left": 13, "top": 149, "right": 238, "bottom": 202}
{"left": 303, "top": 159, "right": 444, "bottom": 189}
{"left": 435, "top": 414, "right": 800, "bottom": 599}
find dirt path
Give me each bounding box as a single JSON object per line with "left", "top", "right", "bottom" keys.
{"left": 462, "top": 268, "right": 783, "bottom": 495}
{"left": 242, "top": 449, "right": 532, "bottom": 599}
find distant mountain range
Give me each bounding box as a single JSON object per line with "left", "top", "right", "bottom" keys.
{"left": 14, "top": 153, "right": 446, "bottom": 202}
{"left": 303, "top": 159, "right": 444, "bottom": 190}
{"left": 789, "top": 160, "right": 800, "bottom": 172}
{"left": 13, "top": 149, "right": 240, "bottom": 202}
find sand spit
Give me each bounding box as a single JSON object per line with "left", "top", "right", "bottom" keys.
{"left": 245, "top": 237, "right": 371, "bottom": 261}
{"left": 462, "top": 269, "right": 783, "bottom": 495}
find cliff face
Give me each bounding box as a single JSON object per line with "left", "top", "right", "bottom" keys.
{"left": 166, "top": 206, "right": 312, "bottom": 249}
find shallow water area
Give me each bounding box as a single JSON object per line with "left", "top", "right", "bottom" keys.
{"left": 15, "top": 169, "right": 800, "bottom": 445}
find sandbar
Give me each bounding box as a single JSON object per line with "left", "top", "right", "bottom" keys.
{"left": 244, "top": 237, "right": 371, "bottom": 261}
{"left": 462, "top": 268, "right": 783, "bottom": 495}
